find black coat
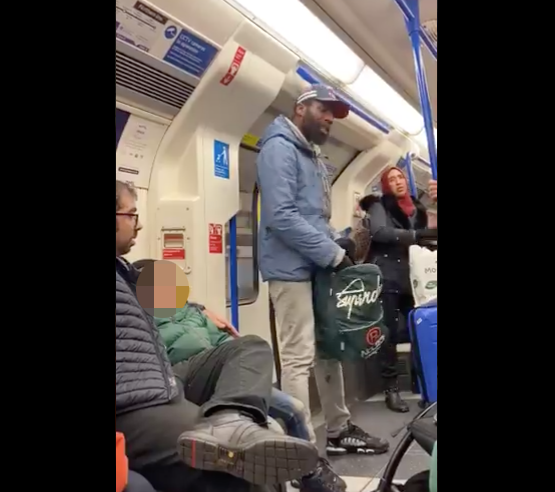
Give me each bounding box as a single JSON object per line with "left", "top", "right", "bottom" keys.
{"left": 116, "top": 258, "right": 179, "bottom": 415}
{"left": 360, "top": 194, "right": 428, "bottom": 295}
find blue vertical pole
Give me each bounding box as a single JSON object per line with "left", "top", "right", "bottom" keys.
{"left": 404, "top": 154, "right": 418, "bottom": 197}
{"left": 402, "top": 0, "right": 437, "bottom": 180}
{"left": 398, "top": 155, "right": 417, "bottom": 197}
{"left": 392, "top": 0, "right": 437, "bottom": 61}
{"left": 229, "top": 215, "right": 239, "bottom": 330}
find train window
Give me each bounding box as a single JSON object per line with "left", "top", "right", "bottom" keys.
{"left": 225, "top": 146, "right": 260, "bottom": 306}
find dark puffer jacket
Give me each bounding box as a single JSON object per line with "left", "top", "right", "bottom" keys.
{"left": 116, "top": 258, "right": 178, "bottom": 415}
{"left": 360, "top": 194, "right": 428, "bottom": 294}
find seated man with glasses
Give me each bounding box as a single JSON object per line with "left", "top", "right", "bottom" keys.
{"left": 115, "top": 180, "right": 319, "bottom": 492}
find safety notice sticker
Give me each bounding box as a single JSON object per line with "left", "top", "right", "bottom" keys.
{"left": 115, "top": 112, "right": 168, "bottom": 189}
{"left": 209, "top": 223, "right": 223, "bottom": 254}
{"left": 163, "top": 29, "right": 219, "bottom": 78}
{"left": 116, "top": 0, "right": 169, "bottom": 52}
{"left": 220, "top": 46, "right": 246, "bottom": 86}
{"left": 213, "top": 140, "right": 230, "bottom": 179}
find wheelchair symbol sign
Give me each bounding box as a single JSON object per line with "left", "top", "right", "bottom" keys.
{"left": 165, "top": 26, "right": 177, "bottom": 39}
{"left": 214, "top": 140, "right": 230, "bottom": 179}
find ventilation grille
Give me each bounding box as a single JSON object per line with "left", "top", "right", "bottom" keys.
{"left": 421, "top": 19, "right": 437, "bottom": 48}
{"left": 116, "top": 50, "right": 196, "bottom": 109}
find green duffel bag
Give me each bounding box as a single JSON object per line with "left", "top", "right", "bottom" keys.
{"left": 313, "top": 263, "right": 389, "bottom": 361}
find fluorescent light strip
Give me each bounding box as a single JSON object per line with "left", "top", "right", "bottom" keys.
{"left": 348, "top": 67, "right": 425, "bottom": 135}
{"left": 230, "top": 0, "right": 435, "bottom": 139}
{"left": 231, "top": 0, "right": 364, "bottom": 84}
{"left": 414, "top": 127, "right": 437, "bottom": 150}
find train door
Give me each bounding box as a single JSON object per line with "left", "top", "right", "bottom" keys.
{"left": 225, "top": 144, "right": 267, "bottom": 339}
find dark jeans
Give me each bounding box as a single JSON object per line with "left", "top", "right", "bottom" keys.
{"left": 116, "top": 335, "right": 274, "bottom": 492}
{"left": 380, "top": 292, "right": 414, "bottom": 386}
{"left": 269, "top": 389, "right": 311, "bottom": 442}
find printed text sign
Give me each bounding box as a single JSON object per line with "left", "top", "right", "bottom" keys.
{"left": 163, "top": 28, "right": 219, "bottom": 77}
{"left": 220, "top": 46, "right": 246, "bottom": 86}
{"left": 209, "top": 223, "right": 223, "bottom": 254}
{"left": 163, "top": 248, "right": 186, "bottom": 260}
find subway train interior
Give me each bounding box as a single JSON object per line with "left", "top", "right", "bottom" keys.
{"left": 116, "top": 0, "right": 437, "bottom": 490}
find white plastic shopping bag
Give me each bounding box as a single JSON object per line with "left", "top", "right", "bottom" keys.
{"left": 409, "top": 245, "right": 437, "bottom": 307}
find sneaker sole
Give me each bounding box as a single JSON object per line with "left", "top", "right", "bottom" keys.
{"left": 326, "top": 446, "right": 390, "bottom": 456}
{"left": 179, "top": 434, "right": 319, "bottom": 486}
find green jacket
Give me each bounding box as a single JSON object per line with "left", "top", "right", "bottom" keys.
{"left": 155, "top": 303, "right": 231, "bottom": 366}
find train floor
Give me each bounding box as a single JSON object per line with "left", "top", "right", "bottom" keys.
{"left": 287, "top": 392, "right": 429, "bottom": 492}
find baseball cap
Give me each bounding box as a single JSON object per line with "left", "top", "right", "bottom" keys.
{"left": 296, "top": 84, "right": 350, "bottom": 119}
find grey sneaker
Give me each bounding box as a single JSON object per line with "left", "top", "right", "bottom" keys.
{"left": 178, "top": 411, "right": 319, "bottom": 486}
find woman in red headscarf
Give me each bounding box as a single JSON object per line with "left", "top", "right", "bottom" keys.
{"left": 359, "top": 166, "right": 437, "bottom": 413}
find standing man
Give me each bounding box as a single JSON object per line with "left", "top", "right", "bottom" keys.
{"left": 256, "top": 85, "right": 390, "bottom": 456}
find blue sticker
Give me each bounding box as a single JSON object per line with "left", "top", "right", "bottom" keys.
{"left": 163, "top": 28, "right": 219, "bottom": 78}
{"left": 165, "top": 26, "right": 177, "bottom": 39}
{"left": 214, "top": 140, "right": 230, "bottom": 179}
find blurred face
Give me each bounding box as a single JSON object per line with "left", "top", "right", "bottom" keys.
{"left": 116, "top": 188, "right": 143, "bottom": 256}
{"left": 387, "top": 169, "right": 408, "bottom": 197}
{"left": 296, "top": 100, "right": 335, "bottom": 145}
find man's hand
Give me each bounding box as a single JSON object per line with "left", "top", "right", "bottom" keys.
{"left": 429, "top": 180, "right": 437, "bottom": 202}
{"left": 415, "top": 228, "right": 438, "bottom": 246}
{"left": 203, "top": 308, "right": 240, "bottom": 338}
{"left": 335, "top": 254, "right": 354, "bottom": 272}
{"left": 336, "top": 237, "right": 356, "bottom": 263}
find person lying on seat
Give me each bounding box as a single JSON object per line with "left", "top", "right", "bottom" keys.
{"left": 115, "top": 180, "right": 319, "bottom": 492}
{"left": 133, "top": 258, "right": 347, "bottom": 492}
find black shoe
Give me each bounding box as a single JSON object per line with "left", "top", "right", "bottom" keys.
{"left": 299, "top": 458, "right": 347, "bottom": 492}
{"left": 178, "top": 410, "right": 319, "bottom": 486}
{"left": 385, "top": 388, "right": 410, "bottom": 413}
{"left": 326, "top": 421, "right": 390, "bottom": 456}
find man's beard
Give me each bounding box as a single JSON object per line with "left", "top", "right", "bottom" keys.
{"left": 303, "top": 122, "right": 328, "bottom": 145}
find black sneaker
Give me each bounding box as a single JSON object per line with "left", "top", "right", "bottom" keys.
{"left": 298, "top": 458, "right": 347, "bottom": 492}
{"left": 326, "top": 421, "right": 390, "bottom": 456}
{"left": 178, "top": 410, "right": 319, "bottom": 486}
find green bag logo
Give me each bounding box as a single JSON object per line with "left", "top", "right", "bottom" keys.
{"left": 360, "top": 326, "right": 386, "bottom": 359}
{"left": 335, "top": 277, "right": 382, "bottom": 319}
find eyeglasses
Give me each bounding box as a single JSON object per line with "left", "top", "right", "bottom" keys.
{"left": 116, "top": 213, "right": 139, "bottom": 224}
